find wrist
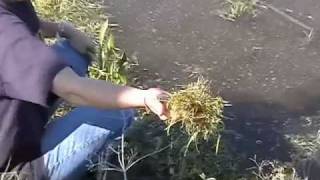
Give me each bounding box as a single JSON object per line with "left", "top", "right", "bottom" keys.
{"left": 58, "top": 22, "right": 74, "bottom": 38}
{"left": 119, "top": 88, "right": 148, "bottom": 108}
{"left": 133, "top": 89, "right": 151, "bottom": 109}
{"left": 136, "top": 89, "right": 149, "bottom": 108}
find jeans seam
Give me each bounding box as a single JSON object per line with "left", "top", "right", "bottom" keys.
{"left": 47, "top": 131, "right": 109, "bottom": 172}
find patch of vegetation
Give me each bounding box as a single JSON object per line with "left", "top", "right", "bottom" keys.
{"left": 248, "top": 156, "right": 300, "bottom": 180}
{"left": 118, "top": 118, "right": 243, "bottom": 180}
{"left": 0, "top": 159, "right": 21, "bottom": 180}
{"left": 286, "top": 133, "right": 320, "bottom": 158}
{"left": 220, "top": 0, "right": 257, "bottom": 21}
{"left": 0, "top": 173, "right": 19, "bottom": 180}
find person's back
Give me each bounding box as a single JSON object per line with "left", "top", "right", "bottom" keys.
{"left": 0, "top": 1, "right": 67, "bottom": 178}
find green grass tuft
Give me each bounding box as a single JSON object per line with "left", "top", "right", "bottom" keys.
{"left": 220, "top": 0, "right": 257, "bottom": 21}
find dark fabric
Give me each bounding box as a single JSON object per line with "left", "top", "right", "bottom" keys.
{"left": 0, "top": 2, "right": 66, "bottom": 179}
{"left": 0, "top": 0, "right": 40, "bottom": 34}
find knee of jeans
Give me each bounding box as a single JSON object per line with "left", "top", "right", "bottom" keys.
{"left": 123, "top": 109, "right": 136, "bottom": 127}
{"left": 52, "top": 40, "right": 90, "bottom": 77}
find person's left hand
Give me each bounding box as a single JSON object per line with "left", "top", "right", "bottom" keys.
{"left": 62, "top": 22, "right": 95, "bottom": 55}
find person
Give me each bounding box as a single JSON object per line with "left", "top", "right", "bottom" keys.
{"left": 0, "top": 0, "right": 169, "bottom": 179}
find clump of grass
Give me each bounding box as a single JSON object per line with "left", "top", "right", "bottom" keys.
{"left": 33, "top": 0, "right": 128, "bottom": 84}
{"left": 166, "top": 78, "right": 225, "bottom": 150}
{"left": 89, "top": 20, "right": 128, "bottom": 84}
{"left": 0, "top": 173, "right": 19, "bottom": 180}
{"left": 220, "top": 0, "right": 257, "bottom": 21}
{"left": 249, "top": 156, "right": 300, "bottom": 180}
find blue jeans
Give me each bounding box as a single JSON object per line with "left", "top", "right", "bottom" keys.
{"left": 39, "top": 41, "right": 134, "bottom": 180}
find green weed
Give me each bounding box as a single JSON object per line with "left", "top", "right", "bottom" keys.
{"left": 220, "top": 0, "right": 257, "bottom": 21}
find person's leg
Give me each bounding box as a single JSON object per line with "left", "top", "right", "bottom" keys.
{"left": 41, "top": 107, "right": 135, "bottom": 180}
{"left": 41, "top": 40, "right": 132, "bottom": 179}
{"left": 52, "top": 39, "right": 91, "bottom": 77}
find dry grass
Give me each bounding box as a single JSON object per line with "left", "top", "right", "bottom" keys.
{"left": 249, "top": 156, "right": 300, "bottom": 180}
{"left": 33, "top": 0, "right": 105, "bottom": 35}
{"left": 0, "top": 173, "right": 19, "bottom": 180}
{"left": 167, "top": 78, "right": 225, "bottom": 149}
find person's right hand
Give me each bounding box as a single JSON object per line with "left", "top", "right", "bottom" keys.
{"left": 143, "top": 88, "right": 170, "bottom": 120}
{"left": 61, "top": 22, "right": 95, "bottom": 55}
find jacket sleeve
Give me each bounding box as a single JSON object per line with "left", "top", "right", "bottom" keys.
{"left": 0, "top": 10, "right": 66, "bottom": 106}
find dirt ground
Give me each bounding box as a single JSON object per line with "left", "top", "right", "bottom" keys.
{"left": 105, "top": 0, "right": 320, "bottom": 172}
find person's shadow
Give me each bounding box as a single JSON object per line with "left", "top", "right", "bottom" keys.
{"left": 223, "top": 78, "right": 320, "bottom": 178}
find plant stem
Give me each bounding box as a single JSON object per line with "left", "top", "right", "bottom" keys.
{"left": 121, "top": 133, "right": 128, "bottom": 180}
{"left": 123, "top": 171, "right": 128, "bottom": 180}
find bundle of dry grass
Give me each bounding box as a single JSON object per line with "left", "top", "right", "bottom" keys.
{"left": 167, "top": 79, "right": 225, "bottom": 148}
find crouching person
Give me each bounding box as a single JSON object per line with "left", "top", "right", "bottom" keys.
{"left": 0, "top": 0, "right": 169, "bottom": 179}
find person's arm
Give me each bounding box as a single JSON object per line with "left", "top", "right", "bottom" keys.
{"left": 40, "top": 20, "right": 80, "bottom": 38}
{"left": 52, "top": 67, "right": 169, "bottom": 119}
{"left": 40, "top": 20, "right": 95, "bottom": 53}
{"left": 39, "top": 20, "right": 60, "bottom": 38}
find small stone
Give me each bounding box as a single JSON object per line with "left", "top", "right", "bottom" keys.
{"left": 285, "top": 9, "right": 293, "bottom": 13}
{"left": 155, "top": 78, "right": 163, "bottom": 82}
{"left": 256, "top": 140, "right": 263, "bottom": 145}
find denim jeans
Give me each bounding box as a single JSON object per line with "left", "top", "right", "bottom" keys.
{"left": 39, "top": 40, "right": 134, "bottom": 180}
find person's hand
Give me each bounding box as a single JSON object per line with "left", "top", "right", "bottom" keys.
{"left": 144, "top": 88, "right": 170, "bottom": 120}
{"left": 62, "top": 22, "right": 95, "bottom": 55}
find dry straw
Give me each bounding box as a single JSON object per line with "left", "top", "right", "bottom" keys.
{"left": 167, "top": 78, "right": 225, "bottom": 150}
{"left": 33, "top": 0, "right": 106, "bottom": 35}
